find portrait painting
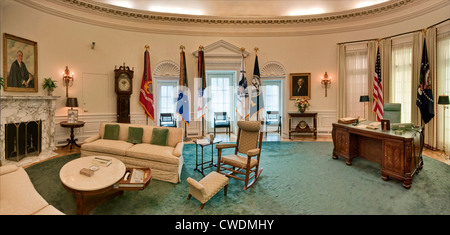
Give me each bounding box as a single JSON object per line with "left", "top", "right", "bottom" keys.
{"left": 290, "top": 73, "right": 311, "bottom": 99}
{"left": 3, "top": 33, "right": 38, "bottom": 92}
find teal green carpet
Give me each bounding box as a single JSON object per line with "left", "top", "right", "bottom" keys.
{"left": 25, "top": 141, "right": 450, "bottom": 215}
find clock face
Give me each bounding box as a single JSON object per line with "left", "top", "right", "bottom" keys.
{"left": 299, "top": 120, "right": 307, "bottom": 129}
{"left": 118, "top": 73, "right": 131, "bottom": 92}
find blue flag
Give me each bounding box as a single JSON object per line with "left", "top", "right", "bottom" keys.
{"left": 177, "top": 50, "right": 189, "bottom": 124}
{"left": 249, "top": 55, "right": 264, "bottom": 119}
{"left": 416, "top": 38, "right": 434, "bottom": 124}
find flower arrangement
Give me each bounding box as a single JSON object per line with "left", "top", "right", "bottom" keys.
{"left": 295, "top": 98, "right": 310, "bottom": 112}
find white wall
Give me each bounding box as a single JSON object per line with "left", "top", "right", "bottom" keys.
{"left": 1, "top": 1, "right": 449, "bottom": 143}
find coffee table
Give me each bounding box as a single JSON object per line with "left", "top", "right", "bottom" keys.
{"left": 59, "top": 156, "right": 126, "bottom": 215}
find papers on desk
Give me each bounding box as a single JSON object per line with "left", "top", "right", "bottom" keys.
{"left": 366, "top": 122, "right": 381, "bottom": 130}
{"left": 196, "top": 139, "right": 210, "bottom": 145}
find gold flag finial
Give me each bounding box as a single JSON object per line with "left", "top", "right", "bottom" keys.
{"left": 180, "top": 45, "right": 185, "bottom": 51}
{"left": 199, "top": 45, "right": 204, "bottom": 50}
{"left": 144, "top": 45, "right": 149, "bottom": 50}
{"left": 254, "top": 47, "right": 259, "bottom": 54}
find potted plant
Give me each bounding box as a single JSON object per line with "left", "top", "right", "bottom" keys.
{"left": 42, "top": 77, "right": 57, "bottom": 95}
{"left": 295, "top": 98, "right": 310, "bottom": 113}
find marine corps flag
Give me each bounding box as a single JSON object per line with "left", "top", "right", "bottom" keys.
{"left": 139, "top": 48, "right": 155, "bottom": 122}
{"left": 249, "top": 52, "right": 264, "bottom": 120}
{"left": 177, "top": 47, "right": 189, "bottom": 124}
{"left": 416, "top": 38, "right": 434, "bottom": 124}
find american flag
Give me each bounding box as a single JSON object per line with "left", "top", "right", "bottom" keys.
{"left": 372, "top": 47, "right": 383, "bottom": 121}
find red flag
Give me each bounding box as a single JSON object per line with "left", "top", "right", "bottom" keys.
{"left": 139, "top": 49, "right": 155, "bottom": 121}
{"left": 372, "top": 47, "right": 383, "bottom": 121}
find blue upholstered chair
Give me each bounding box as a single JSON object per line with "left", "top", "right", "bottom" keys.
{"left": 383, "top": 103, "right": 401, "bottom": 123}
{"left": 159, "top": 113, "right": 177, "bottom": 127}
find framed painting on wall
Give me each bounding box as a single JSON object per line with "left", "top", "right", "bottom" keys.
{"left": 3, "top": 33, "right": 38, "bottom": 92}
{"left": 290, "top": 73, "right": 311, "bottom": 100}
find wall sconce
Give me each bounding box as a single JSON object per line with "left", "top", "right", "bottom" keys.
{"left": 62, "top": 66, "right": 74, "bottom": 97}
{"left": 321, "top": 72, "right": 331, "bottom": 97}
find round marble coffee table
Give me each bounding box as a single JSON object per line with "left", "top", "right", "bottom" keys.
{"left": 60, "top": 156, "right": 126, "bottom": 215}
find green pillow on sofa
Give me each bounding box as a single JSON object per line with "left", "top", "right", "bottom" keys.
{"left": 104, "top": 124, "right": 120, "bottom": 140}
{"left": 127, "top": 127, "right": 143, "bottom": 144}
{"left": 150, "top": 128, "right": 169, "bottom": 146}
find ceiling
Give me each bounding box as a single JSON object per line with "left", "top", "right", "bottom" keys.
{"left": 92, "top": 0, "right": 391, "bottom": 17}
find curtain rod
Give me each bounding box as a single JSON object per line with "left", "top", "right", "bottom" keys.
{"left": 337, "top": 18, "right": 450, "bottom": 45}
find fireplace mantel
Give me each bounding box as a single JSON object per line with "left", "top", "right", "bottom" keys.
{"left": 1, "top": 95, "right": 60, "bottom": 166}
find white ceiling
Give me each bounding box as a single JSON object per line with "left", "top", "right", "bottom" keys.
{"left": 92, "top": 0, "right": 391, "bottom": 17}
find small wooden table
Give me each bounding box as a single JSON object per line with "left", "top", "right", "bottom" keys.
{"left": 288, "top": 112, "right": 317, "bottom": 139}
{"left": 60, "top": 121, "right": 85, "bottom": 151}
{"left": 193, "top": 139, "right": 222, "bottom": 176}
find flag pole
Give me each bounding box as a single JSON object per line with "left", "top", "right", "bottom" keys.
{"left": 180, "top": 45, "right": 191, "bottom": 141}
{"left": 254, "top": 47, "right": 260, "bottom": 121}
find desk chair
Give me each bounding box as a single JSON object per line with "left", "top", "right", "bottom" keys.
{"left": 159, "top": 113, "right": 177, "bottom": 127}
{"left": 265, "top": 111, "right": 281, "bottom": 135}
{"left": 383, "top": 103, "right": 401, "bottom": 123}
{"left": 214, "top": 112, "right": 230, "bottom": 137}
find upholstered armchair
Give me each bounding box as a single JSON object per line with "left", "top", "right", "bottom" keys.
{"left": 215, "top": 121, "right": 263, "bottom": 190}
{"left": 214, "top": 112, "right": 231, "bottom": 137}
{"left": 383, "top": 103, "right": 401, "bottom": 123}
{"left": 265, "top": 111, "right": 281, "bottom": 135}
{"left": 159, "top": 113, "right": 177, "bottom": 127}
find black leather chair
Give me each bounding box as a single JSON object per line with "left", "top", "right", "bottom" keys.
{"left": 159, "top": 113, "right": 177, "bottom": 127}
{"left": 214, "top": 112, "right": 230, "bottom": 137}
{"left": 265, "top": 111, "right": 281, "bottom": 135}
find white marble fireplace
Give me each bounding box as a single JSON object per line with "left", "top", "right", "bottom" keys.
{"left": 1, "top": 95, "right": 59, "bottom": 166}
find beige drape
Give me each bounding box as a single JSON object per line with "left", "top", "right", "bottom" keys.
{"left": 367, "top": 40, "right": 377, "bottom": 121}
{"left": 337, "top": 44, "right": 347, "bottom": 119}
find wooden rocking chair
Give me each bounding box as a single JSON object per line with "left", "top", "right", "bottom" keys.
{"left": 215, "top": 121, "right": 263, "bottom": 190}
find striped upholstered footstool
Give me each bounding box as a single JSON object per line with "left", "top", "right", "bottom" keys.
{"left": 187, "top": 171, "right": 229, "bottom": 209}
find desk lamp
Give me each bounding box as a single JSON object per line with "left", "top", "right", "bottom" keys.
{"left": 360, "top": 95, "right": 370, "bottom": 119}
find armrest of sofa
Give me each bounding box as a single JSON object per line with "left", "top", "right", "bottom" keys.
{"left": 172, "top": 142, "right": 184, "bottom": 157}
{"left": 84, "top": 133, "right": 101, "bottom": 144}
{"left": 0, "top": 165, "right": 18, "bottom": 176}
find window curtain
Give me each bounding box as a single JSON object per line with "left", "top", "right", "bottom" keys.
{"left": 345, "top": 46, "right": 368, "bottom": 119}
{"left": 380, "top": 38, "right": 392, "bottom": 111}
{"left": 367, "top": 40, "right": 377, "bottom": 121}
{"left": 437, "top": 28, "right": 450, "bottom": 152}
{"left": 337, "top": 44, "right": 347, "bottom": 118}
{"left": 391, "top": 40, "right": 413, "bottom": 123}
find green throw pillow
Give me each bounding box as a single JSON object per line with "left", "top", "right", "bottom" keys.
{"left": 150, "top": 128, "right": 169, "bottom": 146}
{"left": 104, "top": 124, "right": 120, "bottom": 140}
{"left": 127, "top": 127, "right": 143, "bottom": 144}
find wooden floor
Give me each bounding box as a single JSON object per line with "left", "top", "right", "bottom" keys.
{"left": 52, "top": 132, "right": 450, "bottom": 166}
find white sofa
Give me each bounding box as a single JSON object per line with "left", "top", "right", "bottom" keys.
{"left": 0, "top": 165, "right": 64, "bottom": 215}
{"left": 81, "top": 122, "right": 184, "bottom": 183}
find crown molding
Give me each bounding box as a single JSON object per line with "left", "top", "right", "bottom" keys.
{"left": 15, "top": 0, "right": 450, "bottom": 36}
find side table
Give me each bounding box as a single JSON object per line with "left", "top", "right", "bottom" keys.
{"left": 60, "top": 121, "right": 85, "bottom": 151}
{"left": 288, "top": 112, "right": 317, "bottom": 139}
{"left": 193, "top": 139, "right": 222, "bottom": 176}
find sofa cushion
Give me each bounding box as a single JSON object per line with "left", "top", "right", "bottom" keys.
{"left": 81, "top": 139, "right": 134, "bottom": 156}
{"left": 127, "top": 126, "right": 143, "bottom": 144}
{"left": 104, "top": 124, "right": 120, "bottom": 140}
{"left": 0, "top": 166, "right": 50, "bottom": 215}
{"left": 126, "top": 144, "right": 180, "bottom": 165}
{"left": 150, "top": 128, "right": 169, "bottom": 146}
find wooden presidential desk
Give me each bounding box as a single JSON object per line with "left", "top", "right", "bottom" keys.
{"left": 332, "top": 122, "right": 423, "bottom": 189}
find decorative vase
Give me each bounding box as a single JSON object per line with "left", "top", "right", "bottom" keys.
{"left": 47, "top": 89, "right": 53, "bottom": 96}
{"left": 299, "top": 107, "right": 306, "bottom": 113}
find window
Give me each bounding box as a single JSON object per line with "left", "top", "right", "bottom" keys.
{"left": 345, "top": 47, "right": 368, "bottom": 118}
{"left": 156, "top": 80, "right": 178, "bottom": 125}
{"left": 206, "top": 71, "right": 235, "bottom": 131}
{"left": 391, "top": 42, "right": 413, "bottom": 123}
{"left": 437, "top": 31, "right": 450, "bottom": 151}
{"left": 263, "top": 80, "right": 282, "bottom": 113}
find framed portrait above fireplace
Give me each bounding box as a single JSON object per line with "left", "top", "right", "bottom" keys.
{"left": 3, "top": 33, "right": 38, "bottom": 92}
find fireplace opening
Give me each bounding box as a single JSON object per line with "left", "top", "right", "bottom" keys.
{"left": 5, "top": 120, "right": 42, "bottom": 161}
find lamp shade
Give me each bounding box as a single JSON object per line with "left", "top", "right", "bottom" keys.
{"left": 360, "top": 95, "right": 370, "bottom": 102}
{"left": 66, "top": 97, "right": 78, "bottom": 108}
{"left": 438, "top": 95, "right": 450, "bottom": 105}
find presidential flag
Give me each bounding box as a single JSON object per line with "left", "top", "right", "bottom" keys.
{"left": 372, "top": 47, "right": 383, "bottom": 121}
{"left": 197, "top": 49, "right": 207, "bottom": 120}
{"left": 249, "top": 54, "right": 264, "bottom": 120}
{"left": 176, "top": 49, "right": 189, "bottom": 124}
{"left": 237, "top": 54, "right": 249, "bottom": 120}
{"left": 416, "top": 38, "right": 434, "bottom": 124}
{"left": 139, "top": 49, "right": 155, "bottom": 121}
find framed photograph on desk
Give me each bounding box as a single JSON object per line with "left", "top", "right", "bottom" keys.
{"left": 68, "top": 109, "right": 78, "bottom": 123}
{"left": 290, "top": 73, "right": 311, "bottom": 100}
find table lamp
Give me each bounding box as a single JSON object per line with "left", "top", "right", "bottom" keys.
{"left": 66, "top": 97, "right": 78, "bottom": 123}
{"left": 438, "top": 95, "right": 449, "bottom": 158}
{"left": 360, "top": 95, "right": 370, "bottom": 119}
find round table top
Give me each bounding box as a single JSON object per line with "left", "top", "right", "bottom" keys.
{"left": 59, "top": 156, "right": 126, "bottom": 191}
{"left": 60, "top": 121, "right": 85, "bottom": 128}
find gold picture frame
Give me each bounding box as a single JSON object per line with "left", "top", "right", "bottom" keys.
{"left": 290, "top": 73, "right": 311, "bottom": 100}
{"left": 3, "top": 33, "right": 38, "bottom": 92}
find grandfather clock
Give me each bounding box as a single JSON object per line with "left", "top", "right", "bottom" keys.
{"left": 114, "top": 63, "right": 134, "bottom": 123}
